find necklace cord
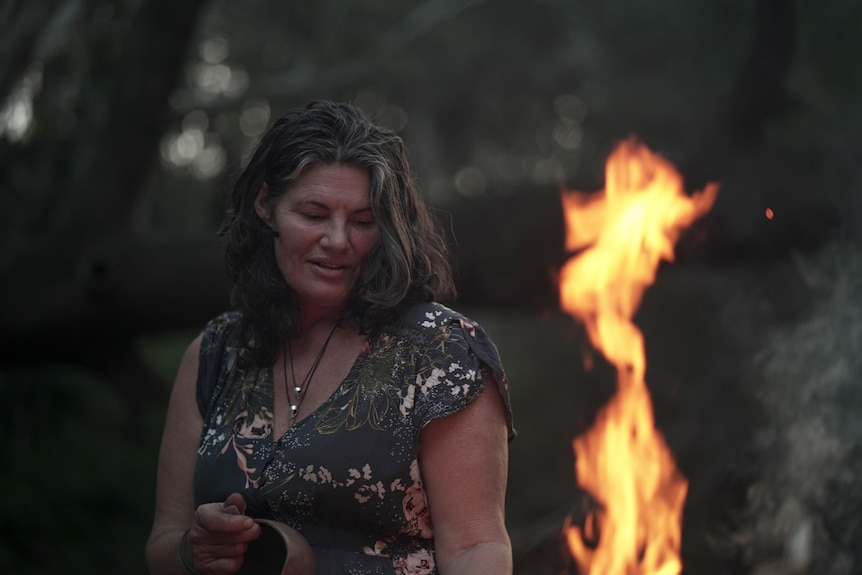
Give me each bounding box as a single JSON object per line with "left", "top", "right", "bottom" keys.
{"left": 283, "top": 323, "right": 339, "bottom": 424}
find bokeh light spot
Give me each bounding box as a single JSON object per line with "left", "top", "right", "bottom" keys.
{"left": 454, "top": 166, "right": 487, "bottom": 198}
{"left": 200, "top": 35, "right": 230, "bottom": 64}
{"left": 239, "top": 99, "right": 270, "bottom": 137}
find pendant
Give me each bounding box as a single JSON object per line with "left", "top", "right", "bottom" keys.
{"left": 294, "top": 386, "right": 302, "bottom": 395}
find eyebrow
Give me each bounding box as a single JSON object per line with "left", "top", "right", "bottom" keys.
{"left": 297, "top": 200, "right": 373, "bottom": 215}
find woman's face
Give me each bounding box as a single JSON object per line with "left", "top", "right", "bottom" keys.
{"left": 255, "top": 162, "right": 380, "bottom": 315}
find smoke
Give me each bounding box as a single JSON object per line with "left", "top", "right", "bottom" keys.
{"left": 722, "top": 244, "right": 862, "bottom": 574}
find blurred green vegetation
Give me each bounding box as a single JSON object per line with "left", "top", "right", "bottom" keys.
{"left": 0, "top": 365, "right": 159, "bottom": 573}
{"left": 0, "top": 330, "right": 200, "bottom": 574}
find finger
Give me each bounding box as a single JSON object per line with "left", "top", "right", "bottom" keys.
{"left": 191, "top": 524, "right": 260, "bottom": 546}
{"left": 195, "top": 539, "right": 251, "bottom": 560}
{"left": 192, "top": 532, "right": 257, "bottom": 575}
{"left": 194, "top": 503, "right": 254, "bottom": 534}
{"left": 198, "top": 553, "right": 246, "bottom": 575}
{"left": 223, "top": 492, "right": 247, "bottom": 516}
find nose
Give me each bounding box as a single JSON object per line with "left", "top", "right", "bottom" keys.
{"left": 321, "top": 221, "right": 349, "bottom": 251}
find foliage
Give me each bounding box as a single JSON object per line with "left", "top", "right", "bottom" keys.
{"left": 0, "top": 364, "right": 165, "bottom": 574}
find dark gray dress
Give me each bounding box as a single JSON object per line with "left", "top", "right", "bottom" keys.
{"left": 192, "top": 302, "right": 514, "bottom": 575}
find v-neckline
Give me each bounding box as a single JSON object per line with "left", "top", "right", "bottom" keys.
{"left": 268, "top": 333, "right": 375, "bottom": 444}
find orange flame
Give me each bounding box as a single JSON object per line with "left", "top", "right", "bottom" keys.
{"left": 560, "top": 138, "right": 719, "bottom": 575}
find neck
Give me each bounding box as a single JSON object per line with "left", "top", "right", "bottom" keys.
{"left": 297, "top": 304, "right": 346, "bottom": 332}
{"left": 292, "top": 309, "right": 347, "bottom": 346}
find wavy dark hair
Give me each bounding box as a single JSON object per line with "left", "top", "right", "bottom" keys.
{"left": 220, "top": 100, "right": 456, "bottom": 366}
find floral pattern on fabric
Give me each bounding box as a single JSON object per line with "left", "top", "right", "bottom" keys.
{"left": 192, "top": 302, "right": 514, "bottom": 575}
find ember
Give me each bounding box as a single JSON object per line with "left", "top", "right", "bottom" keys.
{"left": 559, "top": 138, "right": 719, "bottom": 574}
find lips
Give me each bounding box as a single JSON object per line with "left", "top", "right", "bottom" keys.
{"left": 308, "top": 258, "right": 351, "bottom": 273}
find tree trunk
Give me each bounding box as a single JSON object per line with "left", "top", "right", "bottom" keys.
{"left": 0, "top": 0, "right": 212, "bottom": 363}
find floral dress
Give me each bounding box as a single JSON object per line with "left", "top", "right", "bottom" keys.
{"left": 193, "top": 302, "right": 515, "bottom": 575}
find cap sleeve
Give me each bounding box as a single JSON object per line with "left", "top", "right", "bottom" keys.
{"left": 195, "top": 312, "right": 241, "bottom": 418}
{"left": 404, "top": 304, "right": 516, "bottom": 441}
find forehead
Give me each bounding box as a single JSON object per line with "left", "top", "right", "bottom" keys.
{"left": 285, "top": 162, "right": 371, "bottom": 203}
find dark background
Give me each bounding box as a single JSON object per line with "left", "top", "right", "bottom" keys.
{"left": 2, "top": 0, "right": 862, "bottom": 573}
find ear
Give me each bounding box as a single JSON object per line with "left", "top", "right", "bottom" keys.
{"left": 254, "top": 183, "right": 271, "bottom": 224}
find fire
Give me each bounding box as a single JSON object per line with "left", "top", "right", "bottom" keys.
{"left": 559, "top": 138, "right": 719, "bottom": 575}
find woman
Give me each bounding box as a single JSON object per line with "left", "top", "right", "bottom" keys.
{"left": 145, "top": 100, "right": 515, "bottom": 575}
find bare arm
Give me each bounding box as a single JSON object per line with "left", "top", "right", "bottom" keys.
{"left": 419, "top": 376, "right": 513, "bottom": 575}
{"left": 145, "top": 335, "right": 260, "bottom": 575}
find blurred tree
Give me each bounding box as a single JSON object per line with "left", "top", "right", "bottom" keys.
{"left": 0, "top": 0, "right": 214, "bottom": 367}
{"left": 5, "top": 0, "right": 861, "bottom": 365}
{"left": 0, "top": 2, "right": 211, "bottom": 572}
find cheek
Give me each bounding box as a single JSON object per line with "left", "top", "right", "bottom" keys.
{"left": 273, "top": 237, "right": 301, "bottom": 274}
{"left": 275, "top": 228, "right": 309, "bottom": 257}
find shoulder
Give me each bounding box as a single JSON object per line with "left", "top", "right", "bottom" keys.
{"left": 195, "top": 311, "right": 243, "bottom": 416}
{"left": 399, "top": 302, "right": 498, "bottom": 358}
{"left": 393, "top": 302, "right": 516, "bottom": 440}
{"left": 396, "top": 301, "right": 477, "bottom": 332}
{"left": 202, "top": 310, "right": 242, "bottom": 337}
{"left": 199, "top": 311, "right": 242, "bottom": 353}
{"left": 395, "top": 301, "right": 505, "bottom": 388}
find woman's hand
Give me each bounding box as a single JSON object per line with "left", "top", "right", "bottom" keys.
{"left": 146, "top": 338, "right": 264, "bottom": 575}
{"left": 188, "top": 493, "right": 262, "bottom": 575}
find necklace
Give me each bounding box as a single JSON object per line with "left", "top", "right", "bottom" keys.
{"left": 283, "top": 323, "right": 339, "bottom": 424}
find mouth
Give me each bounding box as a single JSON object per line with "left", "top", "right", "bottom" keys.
{"left": 309, "top": 259, "right": 350, "bottom": 272}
